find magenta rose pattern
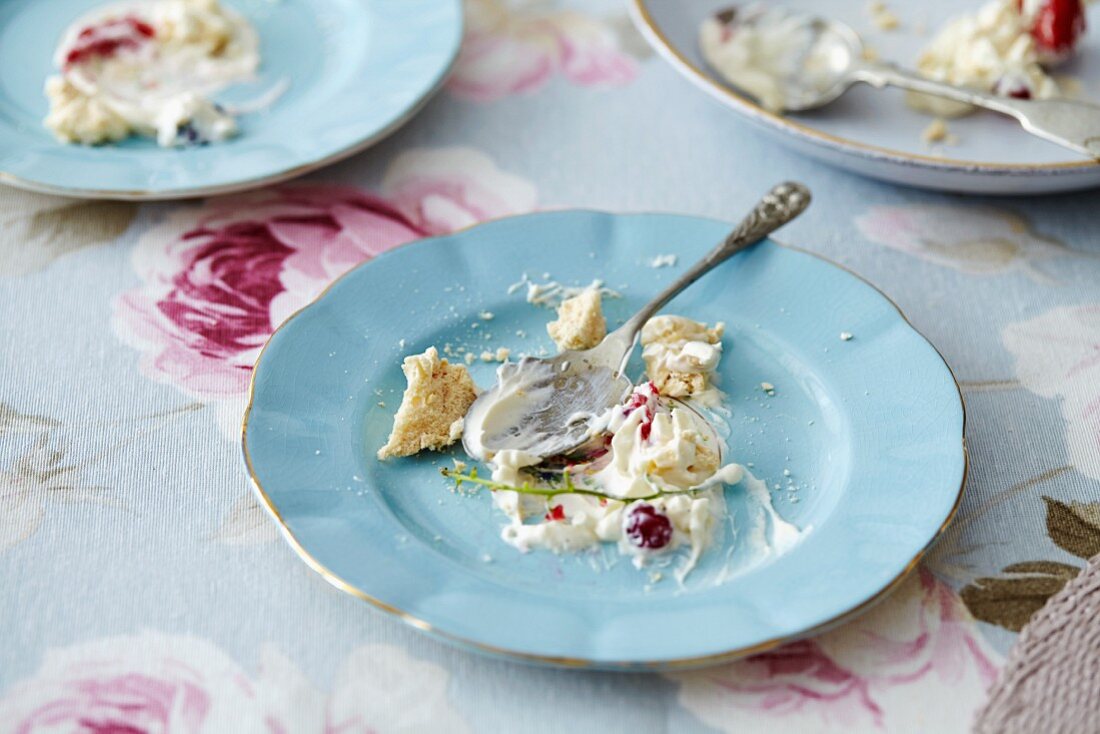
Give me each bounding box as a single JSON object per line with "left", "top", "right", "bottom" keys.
{"left": 671, "top": 568, "right": 1001, "bottom": 733}
{"left": 448, "top": 0, "right": 639, "bottom": 101}
{"left": 0, "top": 632, "right": 470, "bottom": 733}
{"left": 112, "top": 147, "right": 538, "bottom": 437}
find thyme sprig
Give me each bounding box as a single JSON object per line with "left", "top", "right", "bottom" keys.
{"left": 439, "top": 466, "right": 704, "bottom": 502}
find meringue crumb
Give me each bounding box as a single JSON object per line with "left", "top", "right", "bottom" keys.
{"left": 452, "top": 459, "right": 467, "bottom": 472}
{"left": 641, "top": 316, "right": 724, "bottom": 398}
{"left": 464, "top": 352, "right": 476, "bottom": 365}
{"left": 867, "top": 1, "right": 900, "bottom": 30}
{"left": 479, "top": 311, "right": 494, "bottom": 320}
{"left": 495, "top": 347, "right": 511, "bottom": 362}
{"left": 862, "top": 45, "right": 880, "bottom": 62}
{"left": 376, "top": 347, "right": 478, "bottom": 459}
{"left": 760, "top": 382, "right": 776, "bottom": 395}
{"left": 840, "top": 331, "right": 854, "bottom": 341}
{"left": 648, "top": 254, "right": 678, "bottom": 268}
{"left": 547, "top": 289, "right": 607, "bottom": 351}
{"left": 921, "top": 118, "right": 957, "bottom": 145}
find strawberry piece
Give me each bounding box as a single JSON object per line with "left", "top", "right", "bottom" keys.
{"left": 64, "top": 16, "right": 155, "bottom": 68}
{"left": 1021, "top": 0, "right": 1086, "bottom": 65}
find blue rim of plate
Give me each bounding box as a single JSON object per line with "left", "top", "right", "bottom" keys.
{"left": 0, "top": 0, "right": 462, "bottom": 200}
{"left": 629, "top": 0, "right": 1099, "bottom": 175}
{"left": 242, "top": 210, "right": 967, "bottom": 669}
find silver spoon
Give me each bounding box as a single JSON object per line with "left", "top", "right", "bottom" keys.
{"left": 703, "top": 5, "right": 1100, "bottom": 159}
{"left": 461, "top": 181, "right": 810, "bottom": 462}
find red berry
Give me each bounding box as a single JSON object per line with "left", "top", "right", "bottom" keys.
{"left": 545, "top": 505, "right": 566, "bottom": 522}
{"left": 624, "top": 504, "right": 673, "bottom": 550}
{"left": 1021, "top": 0, "right": 1086, "bottom": 65}
{"left": 994, "top": 74, "right": 1034, "bottom": 98}
{"left": 64, "top": 16, "right": 155, "bottom": 68}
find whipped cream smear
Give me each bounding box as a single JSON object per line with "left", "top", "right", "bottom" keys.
{"left": 45, "top": 0, "right": 280, "bottom": 146}
{"left": 462, "top": 352, "right": 802, "bottom": 585}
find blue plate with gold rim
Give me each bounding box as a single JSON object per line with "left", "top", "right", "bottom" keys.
{"left": 0, "top": 0, "right": 461, "bottom": 200}
{"left": 243, "top": 211, "right": 965, "bottom": 669}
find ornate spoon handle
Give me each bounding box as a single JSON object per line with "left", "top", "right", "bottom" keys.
{"left": 611, "top": 182, "right": 811, "bottom": 371}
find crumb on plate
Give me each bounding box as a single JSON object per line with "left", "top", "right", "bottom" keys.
{"left": 377, "top": 347, "right": 479, "bottom": 460}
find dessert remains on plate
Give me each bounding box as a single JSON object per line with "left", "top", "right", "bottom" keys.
{"left": 697, "top": 0, "right": 1087, "bottom": 121}
{"left": 45, "top": 0, "right": 272, "bottom": 146}
{"left": 378, "top": 285, "right": 797, "bottom": 581}
{"left": 909, "top": 0, "right": 1086, "bottom": 116}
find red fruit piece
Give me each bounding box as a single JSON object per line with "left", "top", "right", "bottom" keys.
{"left": 1021, "top": 0, "right": 1086, "bottom": 65}
{"left": 545, "top": 505, "right": 566, "bottom": 522}
{"left": 622, "top": 382, "right": 658, "bottom": 441}
{"left": 994, "top": 73, "right": 1034, "bottom": 98}
{"left": 624, "top": 504, "right": 673, "bottom": 550}
{"left": 64, "top": 16, "right": 155, "bottom": 68}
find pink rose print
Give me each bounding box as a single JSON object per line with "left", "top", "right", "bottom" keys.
{"left": 449, "top": 0, "right": 638, "bottom": 101}
{"left": 0, "top": 632, "right": 272, "bottom": 733}
{"left": 0, "top": 634, "right": 471, "bottom": 734}
{"left": 672, "top": 568, "right": 1001, "bottom": 733}
{"left": 113, "top": 146, "right": 537, "bottom": 407}
{"left": 1003, "top": 305, "right": 1100, "bottom": 482}
{"left": 854, "top": 204, "right": 1072, "bottom": 279}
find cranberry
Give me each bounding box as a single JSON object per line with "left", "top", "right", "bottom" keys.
{"left": 545, "top": 505, "right": 566, "bottom": 522}
{"left": 624, "top": 504, "right": 673, "bottom": 550}
{"left": 1020, "top": 0, "right": 1086, "bottom": 65}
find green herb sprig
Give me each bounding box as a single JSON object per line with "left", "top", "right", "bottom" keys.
{"left": 439, "top": 466, "right": 705, "bottom": 502}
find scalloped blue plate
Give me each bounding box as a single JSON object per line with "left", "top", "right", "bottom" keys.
{"left": 243, "top": 211, "right": 966, "bottom": 669}
{"left": 0, "top": 0, "right": 461, "bottom": 199}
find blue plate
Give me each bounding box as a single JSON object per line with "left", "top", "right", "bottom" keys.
{"left": 243, "top": 211, "right": 966, "bottom": 669}
{"left": 0, "top": 0, "right": 461, "bottom": 199}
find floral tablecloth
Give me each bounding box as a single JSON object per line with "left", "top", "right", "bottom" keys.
{"left": 2, "top": 1, "right": 1098, "bottom": 731}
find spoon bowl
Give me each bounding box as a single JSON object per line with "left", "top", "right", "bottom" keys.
{"left": 462, "top": 348, "right": 632, "bottom": 460}
{"left": 705, "top": 6, "right": 860, "bottom": 112}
